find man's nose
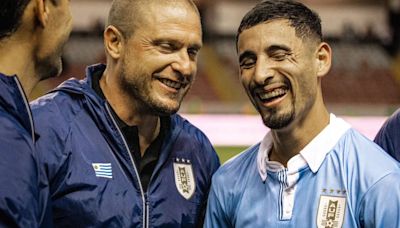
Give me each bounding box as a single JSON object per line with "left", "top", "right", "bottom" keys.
{"left": 171, "top": 50, "right": 194, "bottom": 77}
{"left": 254, "top": 57, "right": 275, "bottom": 85}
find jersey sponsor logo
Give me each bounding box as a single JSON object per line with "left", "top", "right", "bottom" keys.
{"left": 173, "top": 158, "right": 195, "bottom": 200}
{"left": 317, "top": 195, "right": 346, "bottom": 228}
{"left": 92, "top": 163, "right": 113, "bottom": 179}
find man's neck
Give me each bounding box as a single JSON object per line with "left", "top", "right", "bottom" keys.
{"left": 100, "top": 69, "right": 161, "bottom": 155}
{"left": 0, "top": 36, "right": 38, "bottom": 95}
{"left": 269, "top": 107, "right": 330, "bottom": 167}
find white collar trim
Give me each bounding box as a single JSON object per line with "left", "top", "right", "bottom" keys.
{"left": 257, "top": 114, "right": 351, "bottom": 181}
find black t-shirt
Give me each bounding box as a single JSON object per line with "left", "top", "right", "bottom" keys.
{"left": 91, "top": 69, "right": 169, "bottom": 192}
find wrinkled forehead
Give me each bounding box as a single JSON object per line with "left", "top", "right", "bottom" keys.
{"left": 129, "top": 1, "right": 202, "bottom": 47}
{"left": 133, "top": 1, "right": 198, "bottom": 31}
{"left": 140, "top": 0, "right": 199, "bottom": 19}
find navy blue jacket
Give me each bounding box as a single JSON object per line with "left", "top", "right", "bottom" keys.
{"left": 374, "top": 108, "right": 400, "bottom": 161}
{"left": 31, "top": 64, "right": 220, "bottom": 228}
{"left": 0, "top": 73, "right": 39, "bottom": 227}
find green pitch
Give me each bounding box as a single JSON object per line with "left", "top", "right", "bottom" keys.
{"left": 215, "top": 146, "right": 248, "bottom": 164}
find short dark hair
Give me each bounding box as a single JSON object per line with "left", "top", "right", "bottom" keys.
{"left": 107, "top": 0, "right": 199, "bottom": 38}
{"left": 237, "top": 0, "right": 322, "bottom": 45}
{"left": 0, "top": 0, "right": 30, "bottom": 39}
{"left": 0, "top": 0, "right": 60, "bottom": 39}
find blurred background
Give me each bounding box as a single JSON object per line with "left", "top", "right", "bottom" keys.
{"left": 31, "top": 0, "right": 400, "bottom": 162}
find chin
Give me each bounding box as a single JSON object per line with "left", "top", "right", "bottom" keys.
{"left": 260, "top": 108, "right": 294, "bottom": 129}
{"left": 157, "top": 96, "right": 183, "bottom": 112}
{"left": 154, "top": 102, "right": 180, "bottom": 116}
{"left": 157, "top": 105, "right": 180, "bottom": 115}
{"left": 37, "top": 57, "right": 63, "bottom": 81}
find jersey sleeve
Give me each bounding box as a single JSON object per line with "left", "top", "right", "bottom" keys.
{"left": 204, "top": 175, "right": 232, "bottom": 228}
{"left": 197, "top": 139, "right": 220, "bottom": 226}
{"left": 358, "top": 172, "right": 400, "bottom": 227}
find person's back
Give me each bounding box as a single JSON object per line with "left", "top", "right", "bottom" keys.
{"left": 0, "top": 0, "right": 72, "bottom": 226}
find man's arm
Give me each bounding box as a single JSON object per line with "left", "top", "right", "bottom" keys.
{"left": 358, "top": 172, "right": 400, "bottom": 227}
{"left": 204, "top": 177, "right": 232, "bottom": 228}
{"left": 0, "top": 131, "right": 39, "bottom": 227}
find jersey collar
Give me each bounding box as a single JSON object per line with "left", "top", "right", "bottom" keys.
{"left": 257, "top": 114, "right": 351, "bottom": 181}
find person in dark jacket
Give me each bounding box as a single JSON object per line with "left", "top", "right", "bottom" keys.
{"left": 0, "top": 0, "right": 72, "bottom": 227}
{"left": 374, "top": 109, "right": 400, "bottom": 161}
{"left": 31, "top": 0, "right": 220, "bottom": 227}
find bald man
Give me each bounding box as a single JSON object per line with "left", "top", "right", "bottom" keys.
{"left": 31, "top": 0, "right": 220, "bottom": 227}
{"left": 0, "top": 0, "right": 72, "bottom": 226}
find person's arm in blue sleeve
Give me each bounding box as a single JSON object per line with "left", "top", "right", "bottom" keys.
{"left": 359, "top": 172, "right": 400, "bottom": 227}
{"left": 0, "top": 133, "right": 39, "bottom": 227}
{"left": 204, "top": 175, "right": 232, "bottom": 228}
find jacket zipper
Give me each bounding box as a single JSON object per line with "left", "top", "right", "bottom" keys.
{"left": 105, "top": 104, "right": 148, "bottom": 228}
{"left": 14, "top": 77, "right": 35, "bottom": 142}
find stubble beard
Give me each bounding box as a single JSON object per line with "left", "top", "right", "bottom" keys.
{"left": 258, "top": 98, "right": 295, "bottom": 129}
{"left": 35, "top": 36, "right": 69, "bottom": 81}
{"left": 262, "top": 108, "right": 294, "bottom": 129}
{"left": 36, "top": 55, "right": 63, "bottom": 82}
{"left": 120, "top": 67, "right": 182, "bottom": 116}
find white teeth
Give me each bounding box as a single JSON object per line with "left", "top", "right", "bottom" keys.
{"left": 259, "top": 88, "right": 287, "bottom": 100}
{"left": 159, "top": 78, "right": 182, "bottom": 89}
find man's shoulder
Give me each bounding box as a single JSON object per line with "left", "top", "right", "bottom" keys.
{"left": 385, "top": 108, "right": 400, "bottom": 126}
{"left": 0, "top": 108, "right": 33, "bottom": 148}
{"left": 331, "top": 128, "right": 400, "bottom": 185}
{"left": 374, "top": 109, "right": 400, "bottom": 160}
{"left": 338, "top": 128, "right": 391, "bottom": 159}
{"left": 31, "top": 82, "right": 87, "bottom": 125}
{"left": 171, "top": 114, "right": 220, "bottom": 164}
{"left": 213, "top": 144, "right": 260, "bottom": 183}
{"left": 172, "top": 114, "right": 202, "bottom": 131}
{"left": 171, "top": 114, "right": 213, "bottom": 146}
{"left": 375, "top": 109, "right": 400, "bottom": 139}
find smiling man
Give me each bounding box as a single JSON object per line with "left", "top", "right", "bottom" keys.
{"left": 30, "top": 0, "right": 219, "bottom": 227}
{"left": 205, "top": 0, "right": 400, "bottom": 227}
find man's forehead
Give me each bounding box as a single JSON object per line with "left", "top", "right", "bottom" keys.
{"left": 237, "top": 20, "right": 296, "bottom": 49}
{"left": 138, "top": 1, "right": 199, "bottom": 25}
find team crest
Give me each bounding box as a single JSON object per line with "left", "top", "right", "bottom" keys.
{"left": 317, "top": 195, "right": 346, "bottom": 228}
{"left": 173, "top": 158, "right": 196, "bottom": 200}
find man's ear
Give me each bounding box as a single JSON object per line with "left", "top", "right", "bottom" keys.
{"left": 316, "top": 42, "right": 332, "bottom": 77}
{"left": 35, "top": 0, "right": 49, "bottom": 27}
{"left": 104, "top": 25, "right": 124, "bottom": 59}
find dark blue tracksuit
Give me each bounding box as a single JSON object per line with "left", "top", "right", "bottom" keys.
{"left": 31, "top": 64, "right": 220, "bottom": 227}
{"left": 0, "top": 73, "right": 39, "bottom": 227}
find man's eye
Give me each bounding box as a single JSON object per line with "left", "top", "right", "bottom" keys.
{"left": 272, "top": 52, "right": 288, "bottom": 61}
{"left": 159, "top": 43, "right": 175, "bottom": 52}
{"left": 240, "top": 59, "right": 255, "bottom": 69}
{"left": 188, "top": 48, "right": 199, "bottom": 59}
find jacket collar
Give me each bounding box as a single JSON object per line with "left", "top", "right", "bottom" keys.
{"left": 52, "top": 63, "right": 182, "bottom": 182}
{"left": 55, "top": 63, "right": 106, "bottom": 103}
{"left": 55, "top": 63, "right": 178, "bottom": 133}
{"left": 0, "top": 73, "right": 35, "bottom": 142}
{"left": 257, "top": 114, "right": 351, "bottom": 181}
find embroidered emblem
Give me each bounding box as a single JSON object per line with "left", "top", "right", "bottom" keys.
{"left": 173, "top": 158, "right": 195, "bottom": 200}
{"left": 92, "top": 163, "right": 113, "bottom": 179}
{"left": 317, "top": 195, "right": 346, "bottom": 228}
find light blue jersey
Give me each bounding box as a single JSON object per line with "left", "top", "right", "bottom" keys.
{"left": 205, "top": 114, "right": 400, "bottom": 228}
